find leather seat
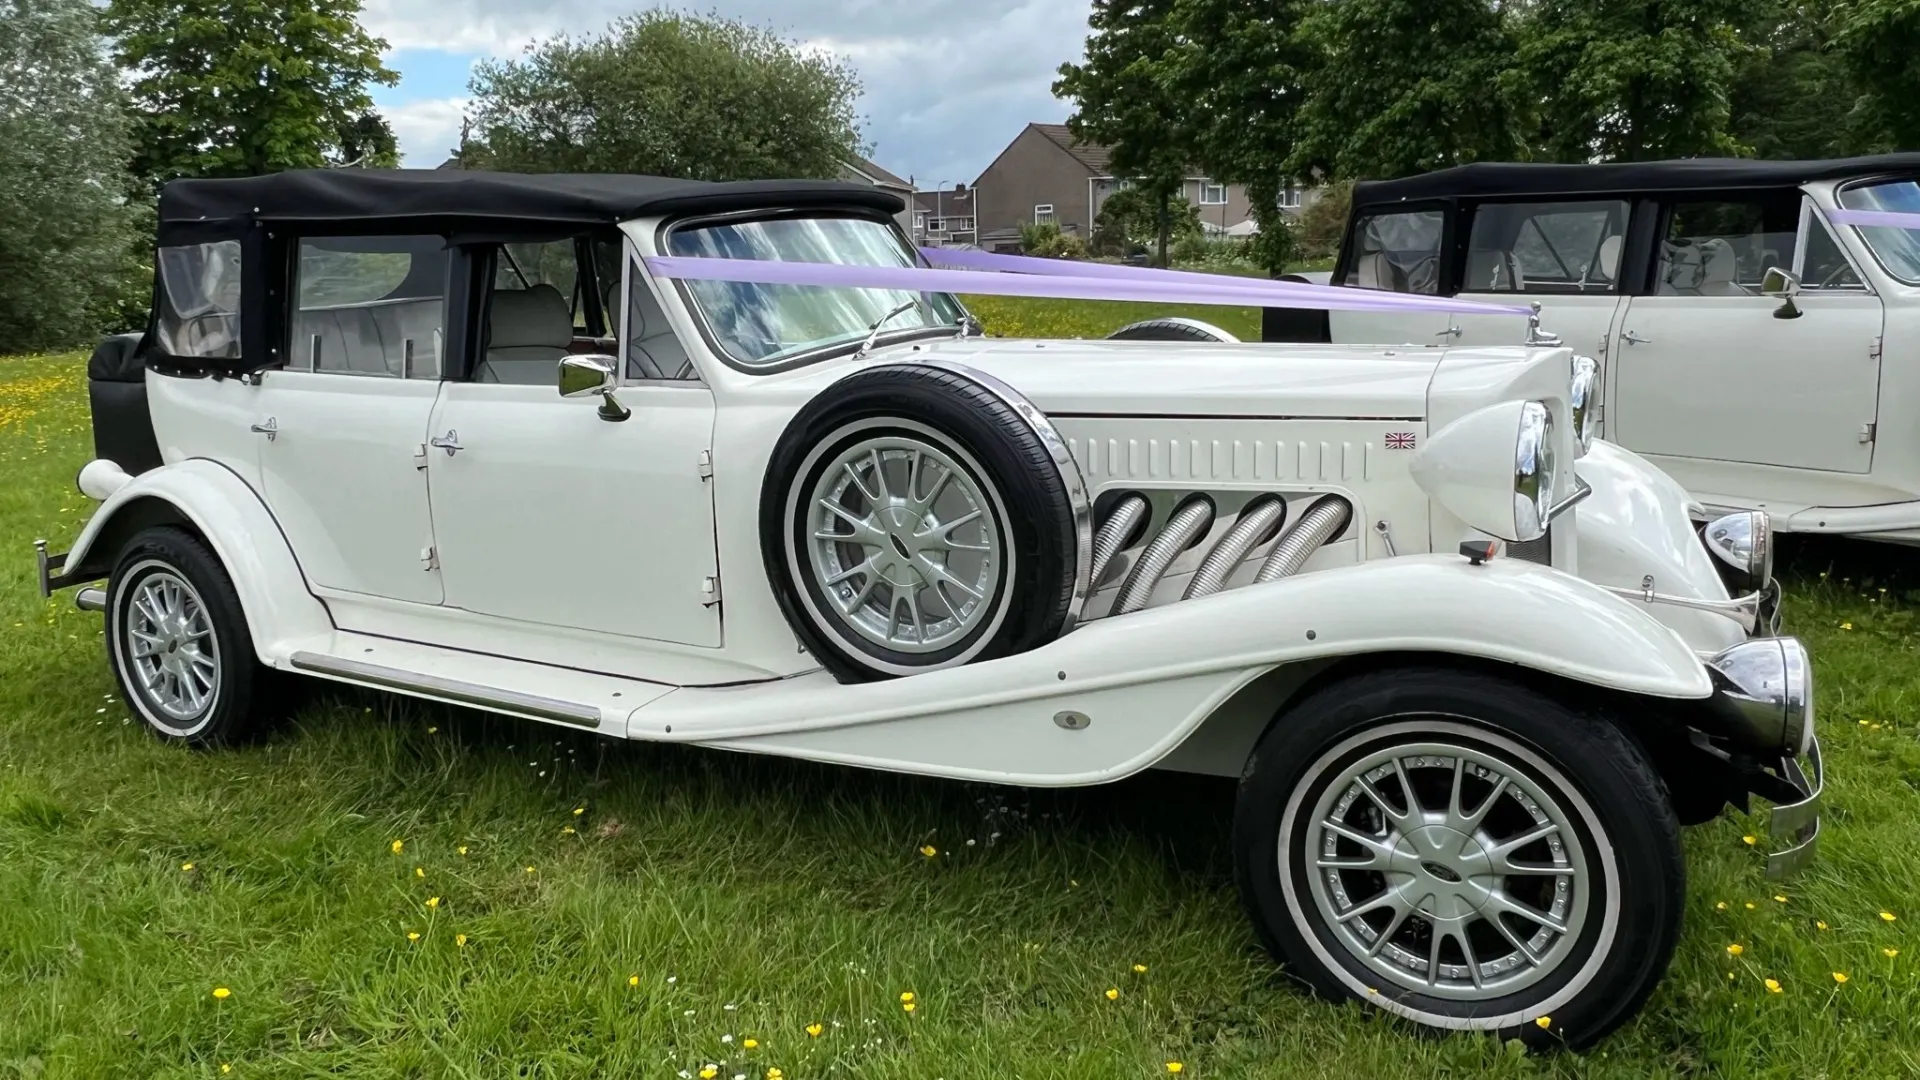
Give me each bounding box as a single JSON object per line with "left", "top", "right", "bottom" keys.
{"left": 474, "top": 284, "right": 572, "bottom": 384}
{"left": 1594, "top": 235, "right": 1622, "bottom": 283}
{"left": 1697, "top": 238, "right": 1750, "bottom": 296}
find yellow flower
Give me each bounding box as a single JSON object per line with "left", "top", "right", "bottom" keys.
{"left": 903, "top": 1002, "right": 916, "bottom": 1013}
{"left": 806, "top": 1023, "right": 823, "bottom": 1037}
{"left": 525, "top": 866, "right": 536, "bottom": 873}
{"left": 1133, "top": 964, "right": 1149, "bottom": 973}
{"left": 1534, "top": 1016, "right": 1552, "bottom": 1029}
{"left": 561, "top": 826, "right": 576, "bottom": 835}
{"left": 1840, "top": 622, "right": 1854, "bottom": 630}
{"left": 1885, "top": 948, "right": 1900, "bottom": 959}
{"left": 425, "top": 896, "right": 441, "bottom": 910}
{"left": 573, "top": 807, "right": 585, "bottom": 816}
{"left": 457, "top": 846, "right": 469, "bottom": 856}
{"left": 1833, "top": 972, "right": 1849, "bottom": 984}
{"left": 407, "top": 931, "right": 421, "bottom": 942}
{"left": 181, "top": 862, "right": 195, "bottom": 872}
{"left": 1817, "top": 921, "right": 1830, "bottom": 930}
{"left": 701, "top": 1068, "right": 718, "bottom": 1079}
{"left": 211, "top": 987, "right": 231, "bottom": 1000}
{"left": 899, "top": 991, "right": 915, "bottom": 1003}
{"left": 1104, "top": 987, "right": 1119, "bottom": 1000}
{"left": 427, "top": 726, "right": 438, "bottom": 734}
{"left": 1166, "top": 1065, "right": 1184, "bottom": 1075}
{"left": 920, "top": 845, "right": 937, "bottom": 858}
{"left": 628, "top": 975, "right": 640, "bottom": 987}
{"left": 1882, "top": 911, "right": 1898, "bottom": 922}
{"left": 1742, "top": 835, "right": 1757, "bottom": 846}
{"left": 220, "top": 1065, "right": 230, "bottom": 1074}
{"left": 456, "top": 934, "right": 468, "bottom": 947}
{"left": 415, "top": 867, "right": 425, "bottom": 878}
{"left": 767, "top": 1070, "right": 783, "bottom": 1080}
{"left": 1727, "top": 944, "right": 1744, "bottom": 957}
{"left": 1774, "top": 895, "right": 1788, "bottom": 904}
{"left": 1715, "top": 902, "right": 1728, "bottom": 911}
{"left": 1366, "top": 987, "right": 1378, "bottom": 995}
{"left": 743, "top": 1039, "right": 759, "bottom": 1050}
{"left": 391, "top": 840, "right": 405, "bottom": 855}
{"left": 1744, "top": 903, "right": 1756, "bottom": 910}
{"left": 1765, "top": 978, "right": 1782, "bottom": 993}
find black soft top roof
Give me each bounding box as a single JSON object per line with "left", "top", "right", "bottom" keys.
{"left": 157, "top": 168, "right": 904, "bottom": 239}
{"left": 1353, "top": 154, "right": 1920, "bottom": 207}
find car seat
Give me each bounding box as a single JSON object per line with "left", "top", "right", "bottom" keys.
{"left": 474, "top": 284, "right": 572, "bottom": 384}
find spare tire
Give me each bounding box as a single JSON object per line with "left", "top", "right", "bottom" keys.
{"left": 1106, "top": 317, "right": 1239, "bottom": 343}
{"left": 761, "top": 362, "right": 1089, "bottom": 682}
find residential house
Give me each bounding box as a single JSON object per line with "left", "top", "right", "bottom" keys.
{"left": 839, "top": 155, "right": 917, "bottom": 235}
{"left": 971, "top": 122, "right": 1315, "bottom": 252}
{"left": 911, "top": 184, "right": 977, "bottom": 248}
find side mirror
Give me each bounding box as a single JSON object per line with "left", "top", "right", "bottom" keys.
{"left": 557, "top": 354, "right": 630, "bottom": 422}
{"left": 1760, "top": 267, "right": 1802, "bottom": 320}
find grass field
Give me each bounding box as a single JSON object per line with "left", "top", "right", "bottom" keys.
{"left": 3, "top": 313, "right": 1920, "bottom": 1078}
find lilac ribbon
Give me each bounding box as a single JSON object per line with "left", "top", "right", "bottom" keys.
{"left": 1828, "top": 208, "right": 1920, "bottom": 230}
{"left": 644, "top": 254, "right": 1534, "bottom": 318}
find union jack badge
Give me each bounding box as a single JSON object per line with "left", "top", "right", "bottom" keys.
{"left": 1384, "top": 432, "right": 1417, "bottom": 450}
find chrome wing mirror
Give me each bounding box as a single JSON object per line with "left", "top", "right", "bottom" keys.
{"left": 1761, "top": 267, "right": 1802, "bottom": 320}
{"left": 558, "top": 354, "right": 631, "bottom": 422}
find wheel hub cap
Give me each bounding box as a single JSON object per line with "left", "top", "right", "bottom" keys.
{"left": 121, "top": 567, "right": 220, "bottom": 725}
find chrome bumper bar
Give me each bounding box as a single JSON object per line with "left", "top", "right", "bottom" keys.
{"left": 1763, "top": 737, "right": 1823, "bottom": 879}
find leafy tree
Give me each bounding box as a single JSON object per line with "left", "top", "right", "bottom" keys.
{"left": 1515, "top": 0, "right": 1752, "bottom": 162}
{"left": 1289, "top": 0, "right": 1529, "bottom": 180}
{"left": 0, "top": 0, "right": 141, "bottom": 352}
{"left": 1294, "top": 179, "right": 1352, "bottom": 261}
{"left": 1727, "top": 1, "right": 1863, "bottom": 159}
{"left": 1019, "top": 221, "right": 1089, "bottom": 260}
{"left": 1091, "top": 185, "right": 1201, "bottom": 255}
{"left": 335, "top": 111, "right": 400, "bottom": 168}
{"left": 1832, "top": 0, "right": 1920, "bottom": 151}
{"left": 465, "top": 11, "right": 863, "bottom": 180}
{"left": 103, "top": 0, "right": 396, "bottom": 183}
{"left": 1055, "top": 0, "right": 1196, "bottom": 266}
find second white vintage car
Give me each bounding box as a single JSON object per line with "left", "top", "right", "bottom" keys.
{"left": 37, "top": 169, "right": 1818, "bottom": 1047}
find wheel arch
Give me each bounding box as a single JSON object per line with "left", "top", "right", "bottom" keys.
{"left": 65, "top": 459, "right": 332, "bottom": 663}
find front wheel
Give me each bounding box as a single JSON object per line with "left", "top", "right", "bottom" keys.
{"left": 1233, "top": 667, "right": 1683, "bottom": 1048}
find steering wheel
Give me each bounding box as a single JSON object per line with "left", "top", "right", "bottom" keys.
{"left": 1819, "top": 263, "right": 1857, "bottom": 289}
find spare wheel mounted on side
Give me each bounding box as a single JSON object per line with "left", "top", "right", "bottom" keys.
{"left": 761, "top": 362, "right": 1091, "bottom": 682}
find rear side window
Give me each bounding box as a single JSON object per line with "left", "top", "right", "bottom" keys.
{"left": 155, "top": 241, "right": 243, "bottom": 359}
{"left": 292, "top": 235, "right": 448, "bottom": 377}
{"left": 1344, "top": 210, "right": 1443, "bottom": 294}
{"left": 1465, "top": 201, "right": 1629, "bottom": 294}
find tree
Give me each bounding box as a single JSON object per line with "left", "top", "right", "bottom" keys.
{"left": 0, "top": 0, "right": 141, "bottom": 352}
{"left": 334, "top": 111, "right": 400, "bottom": 168}
{"left": 103, "top": 0, "right": 395, "bottom": 183}
{"left": 1290, "top": 0, "right": 1529, "bottom": 180}
{"left": 1055, "top": 0, "right": 1196, "bottom": 266}
{"left": 1832, "top": 0, "right": 1920, "bottom": 151}
{"left": 1294, "top": 179, "right": 1352, "bottom": 262}
{"left": 464, "top": 11, "right": 863, "bottom": 180}
{"left": 1091, "top": 185, "right": 1201, "bottom": 255}
{"left": 1515, "top": 0, "right": 1751, "bottom": 162}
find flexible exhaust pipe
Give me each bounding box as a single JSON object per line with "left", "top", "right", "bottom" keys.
{"left": 1089, "top": 493, "right": 1150, "bottom": 587}
{"left": 1114, "top": 497, "right": 1214, "bottom": 615}
{"left": 1254, "top": 496, "right": 1352, "bottom": 583}
{"left": 1185, "top": 496, "right": 1288, "bottom": 599}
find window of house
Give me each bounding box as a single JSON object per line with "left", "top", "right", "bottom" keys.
{"left": 1465, "top": 200, "right": 1629, "bottom": 294}
{"left": 1344, "top": 210, "right": 1444, "bottom": 294}
{"left": 1656, "top": 195, "right": 1800, "bottom": 296}
{"left": 155, "top": 240, "right": 243, "bottom": 360}
{"left": 1034, "top": 204, "right": 1055, "bottom": 225}
{"left": 913, "top": 212, "right": 927, "bottom": 233}
{"left": 1278, "top": 188, "right": 1303, "bottom": 209}
{"left": 927, "top": 218, "right": 946, "bottom": 233}
{"left": 1199, "top": 181, "right": 1228, "bottom": 206}
{"left": 292, "top": 235, "right": 447, "bottom": 377}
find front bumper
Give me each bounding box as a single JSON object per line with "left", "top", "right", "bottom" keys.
{"left": 1760, "top": 737, "right": 1823, "bottom": 878}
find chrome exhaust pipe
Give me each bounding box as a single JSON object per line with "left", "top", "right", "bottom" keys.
{"left": 1185, "top": 496, "right": 1287, "bottom": 599}
{"left": 1114, "top": 497, "right": 1214, "bottom": 615}
{"left": 1089, "top": 493, "right": 1150, "bottom": 587}
{"left": 1254, "top": 496, "right": 1352, "bottom": 583}
{"left": 75, "top": 587, "right": 107, "bottom": 612}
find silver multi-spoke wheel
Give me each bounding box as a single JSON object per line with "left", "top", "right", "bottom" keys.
{"left": 121, "top": 565, "right": 221, "bottom": 725}
{"left": 1298, "top": 728, "right": 1593, "bottom": 1002}
{"left": 805, "top": 430, "right": 1003, "bottom": 655}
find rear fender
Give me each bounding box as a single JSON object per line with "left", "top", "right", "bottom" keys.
{"left": 62, "top": 459, "right": 331, "bottom": 662}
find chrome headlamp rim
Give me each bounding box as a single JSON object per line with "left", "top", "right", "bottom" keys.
{"left": 1512, "top": 401, "right": 1554, "bottom": 542}
{"left": 1706, "top": 636, "right": 1811, "bottom": 755}
{"left": 1705, "top": 510, "right": 1774, "bottom": 589}
{"left": 1569, "top": 355, "right": 1599, "bottom": 451}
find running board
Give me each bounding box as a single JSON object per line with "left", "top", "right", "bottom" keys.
{"left": 289, "top": 650, "right": 605, "bottom": 729}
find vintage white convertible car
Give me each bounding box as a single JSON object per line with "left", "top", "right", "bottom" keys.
{"left": 36, "top": 170, "right": 1819, "bottom": 1047}
{"left": 1283, "top": 154, "right": 1920, "bottom": 544}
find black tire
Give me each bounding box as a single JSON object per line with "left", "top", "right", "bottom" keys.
{"left": 761, "top": 364, "right": 1083, "bottom": 682}
{"left": 105, "top": 526, "right": 268, "bottom": 746}
{"left": 1233, "top": 666, "right": 1683, "bottom": 1049}
{"left": 1106, "top": 317, "right": 1238, "bottom": 343}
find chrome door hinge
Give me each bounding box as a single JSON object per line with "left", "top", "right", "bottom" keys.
{"left": 413, "top": 444, "right": 428, "bottom": 470}
{"left": 1860, "top": 423, "right": 1877, "bottom": 444}
{"left": 1870, "top": 336, "right": 1884, "bottom": 362}
{"left": 700, "top": 575, "right": 721, "bottom": 607}
{"left": 1596, "top": 332, "right": 1608, "bottom": 359}
{"left": 697, "top": 450, "right": 713, "bottom": 479}
{"left": 420, "top": 546, "right": 438, "bottom": 571}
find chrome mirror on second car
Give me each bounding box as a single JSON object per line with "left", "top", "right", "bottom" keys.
{"left": 558, "top": 354, "right": 631, "bottom": 422}
{"left": 1760, "top": 267, "right": 1802, "bottom": 320}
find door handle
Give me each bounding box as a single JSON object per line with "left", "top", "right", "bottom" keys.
{"left": 429, "top": 429, "right": 463, "bottom": 456}
{"left": 1621, "top": 330, "right": 1652, "bottom": 346}
{"left": 1435, "top": 325, "right": 1462, "bottom": 339}
{"left": 250, "top": 417, "right": 277, "bottom": 441}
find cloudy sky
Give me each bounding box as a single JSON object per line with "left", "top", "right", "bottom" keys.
{"left": 363, "top": 0, "right": 1094, "bottom": 186}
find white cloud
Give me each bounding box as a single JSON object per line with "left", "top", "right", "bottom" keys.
{"left": 379, "top": 97, "right": 470, "bottom": 167}
{"left": 368, "top": 0, "right": 1093, "bottom": 183}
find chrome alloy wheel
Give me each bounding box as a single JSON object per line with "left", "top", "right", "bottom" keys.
{"left": 806, "top": 430, "right": 1003, "bottom": 655}
{"left": 121, "top": 565, "right": 221, "bottom": 725}
{"left": 1295, "top": 727, "right": 1595, "bottom": 1001}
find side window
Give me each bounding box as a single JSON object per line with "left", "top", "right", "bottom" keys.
{"left": 1465, "top": 201, "right": 1628, "bottom": 294}
{"left": 1344, "top": 209, "right": 1443, "bottom": 294}
{"left": 498, "top": 240, "right": 586, "bottom": 332}
{"left": 155, "top": 241, "right": 243, "bottom": 359}
{"left": 624, "top": 257, "right": 696, "bottom": 381}
{"left": 1656, "top": 196, "right": 1799, "bottom": 296}
{"left": 292, "top": 235, "right": 447, "bottom": 377}
{"left": 1801, "top": 214, "right": 1865, "bottom": 291}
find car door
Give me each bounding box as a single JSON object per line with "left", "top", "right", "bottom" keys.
{"left": 425, "top": 241, "right": 723, "bottom": 647}
{"left": 252, "top": 234, "right": 448, "bottom": 604}
{"left": 1328, "top": 206, "right": 1453, "bottom": 344}
{"left": 1447, "top": 200, "right": 1630, "bottom": 379}
{"left": 1611, "top": 192, "right": 1884, "bottom": 476}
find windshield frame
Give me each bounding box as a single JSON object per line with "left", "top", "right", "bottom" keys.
{"left": 1834, "top": 174, "right": 1920, "bottom": 287}
{"left": 654, "top": 207, "right": 968, "bottom": 375}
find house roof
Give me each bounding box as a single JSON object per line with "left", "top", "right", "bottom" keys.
{"left": 1030, "top": 123, "right": 1113, "bottom": 175}
{"left": 913, "top": 189, "right": 973, "bottom": 214}
{"left": 844, "top": 155, "right": 913, "bottom": 190}
{"left": 1354, "top": 154, "right": 1920, "bottom": 205}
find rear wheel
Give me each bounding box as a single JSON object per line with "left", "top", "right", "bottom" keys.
{"left": 1105, "top": 317, "right": 1239, "bottom": 343}
{"left": 1233, "top": 667, "right": 1683, "bottom": 1048}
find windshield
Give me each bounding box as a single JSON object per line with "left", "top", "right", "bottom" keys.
{"left": 665, "top": 215, "right": 964, "bottom": 367}
{"left": 1837, "top": 179, "right": 1920, "bottom": 284}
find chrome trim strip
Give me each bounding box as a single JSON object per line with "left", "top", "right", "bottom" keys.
{"left": 1601, "top": 578, "right": 1766, "bottom": 634}
{"left": 288, "top": 650, "right": 603, "bottom": 728}
{"left": 74, "top": 587, "right": 106, "bottom": 612}
{"left": 1766, "top": 738, "right": 1823, "bottom": 879}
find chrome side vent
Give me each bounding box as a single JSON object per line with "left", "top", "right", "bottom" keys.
{"left": 1185, "top": 495, "right": 1287, "bottom": 599}
{"left": 1114, "top": 497, "right": 1215, "bottom": 615}
{"left": 1254, "top": 496, "right": 1352, "bottom": 583}
{"left": 1090, "top": 493, "right": 1150, "bottom": 587}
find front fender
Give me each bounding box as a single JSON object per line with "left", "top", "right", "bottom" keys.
{"left": 65, "top": 459, "right": 331, "bottom": 662}
{"left": 633, "top": 555, "right": 1711, "bottom": 786}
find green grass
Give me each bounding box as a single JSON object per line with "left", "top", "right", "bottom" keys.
{"left": 3, "top": 344, "right": 1920, "bottom": 1078}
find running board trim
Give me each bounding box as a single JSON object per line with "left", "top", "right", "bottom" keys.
{"left": 288, "top": 650, "right": 603, "bottom": 728}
